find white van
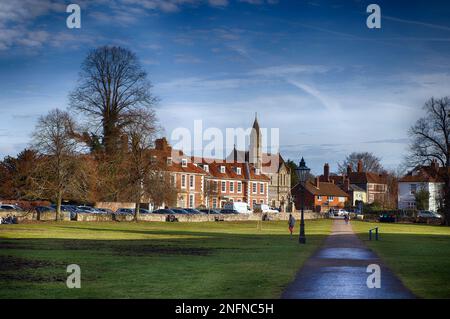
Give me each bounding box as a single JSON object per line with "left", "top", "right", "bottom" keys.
{"left": 223, "top": 202, "right": 251, "bottom": 214}
{"left": 254, "top": 203, "right": 278, "bottom": 213}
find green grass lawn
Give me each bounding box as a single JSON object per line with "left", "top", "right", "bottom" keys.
{"left": 352, "top": 221, "right": 450, "bottom": 299}
{"left": 0, "top": 219, "right": 331, "bottom": 298}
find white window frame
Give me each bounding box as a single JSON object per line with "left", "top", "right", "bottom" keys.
{"left": 328, "top": 196, "right": 334, "bottom": 202}
{"left": 220, "top": 166, "right": 226, "bottom": 173}
{"left": 252, "top": 182, "right": 257, "bottom": 194}
{"left": 237, "top": 181, "right": 242, "bottom": 193}
{"left": 259, "top": 182, "right": 264, "bottom": 194}
{"left": 230, "top": 181, "right": 234, "bottom": 193}
{"left": 181, "top": 158, "right": 188, "bottom": 167}
{"left": 236, "top": 167, "right": 241, "bottom": 175}
{"left": 181, "top": 175, "right": 186, "bottom": 188}
{"left": 189, "top": 175, "right": 194, "bottom": 189}
{"left": 203, "top": 164, "right": 209, "bottom": 172}
{"left": 221, "top": 181, "right": 226, "bottom": 193}
{"left": 317, "top": 195, "right": 322, "bottom": 201}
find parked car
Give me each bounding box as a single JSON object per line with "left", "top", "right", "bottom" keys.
{"left": 184, "top": 208, "right": 202, "bottom": 214}
{"left": 171, "top": 208, "right": 190, "bottom": 214}
{"left": 329, "top": 208, "right": 348, "bottom": 217}
{"left": 116, "top": 208, "right": 135, "bottom": 214}
{"left": 139, "top": 208, "right": 151, "bottom": 214}
{"left": 96, "top": 208, "right": 114, "bottom": 214}
{"left": 34, "top": 206, "right": 55, "bottom": 213}
{"left": 153, "top": 209, "right": 175, "bottom": 214}
{"left": 416, "top": 210, "right": 442, "bottom": 223}
{"left": 0, "top": 204, "right": 23, "bottom": 211}
{"left": 77, "top": 206, "right": 103, "bottom": 214}
{"left": 199, "top": 208, "right": 221, "bottom": 214}
{"left": 254, "top": 203, "right": 278, "bottom": 213}
{"left": 379, "top": 213, "right": 396, "bottom": 223}
{"left": 220, "top": 209, "right": 239, "bottom": 214}
{"left": 223, "top": 202, "right": 251, "bottom": 214}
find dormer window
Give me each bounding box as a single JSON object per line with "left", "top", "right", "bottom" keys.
{"left": 220, "top": 166, "right": 226, "bottom": 174}
{"left": 203, "top": 164, "right": 209, "bottom": 172}
{"left": 181, "top": 158, "right": 188, "bottom": 167}
{"left": 255, "top": 168, "right": 260, "bottom": 175}
{"left": 236, "top": 167, "right": 241, "bottom": 175}
{"left": 167, "top": 157, "right": 172, "bottom": 166}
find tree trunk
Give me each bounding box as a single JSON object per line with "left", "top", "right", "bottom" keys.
{"left": 134, "top": 200, "right": 140, "bottom": 222}
{"left": 56, "top": 191, "right": 62, "bottom": 221}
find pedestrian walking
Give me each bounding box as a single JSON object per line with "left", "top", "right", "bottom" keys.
{"left": 288, "top": 213, "right": 296, "bottom": 237}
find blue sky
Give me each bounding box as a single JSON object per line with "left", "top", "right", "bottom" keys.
{"left": 1, "top": 0, "right": 450, "bottom": 174}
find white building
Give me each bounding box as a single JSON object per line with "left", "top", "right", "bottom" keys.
{"left": 398, "top": 160, "right": 444, "bottom": 212}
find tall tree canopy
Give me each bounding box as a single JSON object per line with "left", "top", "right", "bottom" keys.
{"left": 407, "top": 96, "right": 450, "bottom": 224}
{"left": 408, "top": 97, "right": 450, "bottom": 168}
{"left": 69, "top": 46, "right": 157, "bottom": 154}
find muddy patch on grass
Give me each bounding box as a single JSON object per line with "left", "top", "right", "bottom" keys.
{"left": 112, "top": 245, "right": 213, "bottom": 256}
{"left": 0, "top": 255, "right": 64, "bottom": 271}
{"left": 0, "top": 255, "right": 67, "bottom": 283}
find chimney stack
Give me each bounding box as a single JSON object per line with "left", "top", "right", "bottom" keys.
{"left": 315, "top": 177, "right": 320, "bottom": 188}
{"left": 357, "top": 159, "right": 363, "bottom": 173}
{"left": 324, "top": 163, "right": 330, "bottom": 182}
{"left": 344, "top": 177, "right": 350, "bottom": 192}
{"left": 347, "top": 164, "right": 352, "bottom": 175}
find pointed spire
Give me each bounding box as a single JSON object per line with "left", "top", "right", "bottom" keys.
{"left": 252, "top": 112, "right": 260, "bottom": 131}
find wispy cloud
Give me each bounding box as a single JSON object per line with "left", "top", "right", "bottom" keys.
{"left": 384, "top": 15, "right": 450, "bottom": 32}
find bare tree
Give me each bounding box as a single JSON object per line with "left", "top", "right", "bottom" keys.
{"left": 31, "top": 109, "right": 87, "bottom": 220}
{"left": 121, "top": 109, "right": 159, "bottom": 221}
{"left": 407, "top": 96, "right": 450, "bottom": 224}
{"left": 337, "top": 152, "right": 384, "bottom": 174}
{"left": 147, "top": 171, "right": 177, "bottom": 209}
{"left": 69, "top": 46, "right": 157, "bottom": 154}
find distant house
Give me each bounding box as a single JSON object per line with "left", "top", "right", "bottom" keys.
{"left": 292, "top": 176, "right": 349, "bottom": 213}
{"left": 339, "top": 160, "right": 388, "bottom": 204}
{"left": 398, "top": 160, "right": 445, "bottom": 212}
{"left": 319, "top": 163, "right": 367, "bottom": 207}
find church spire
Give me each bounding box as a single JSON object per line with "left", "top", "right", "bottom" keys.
{"left": 252, "top": 112, "right": 260, "bottom": 131}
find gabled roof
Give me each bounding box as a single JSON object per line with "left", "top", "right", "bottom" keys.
{"left": 399, "top": 165, "right": 448, "bottom": 183}
{"left": 293, "top": 181, "right": 349, "bottom": 197}
{"left": 347, "top": 171, "right": 387, "bottom": 184}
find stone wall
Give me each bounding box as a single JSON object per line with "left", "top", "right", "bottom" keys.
{"left": 0, "top": 210, "right": 70, "bottom": 222}
{"left": 1, "top": 210, "right": 323, "bottom": 223}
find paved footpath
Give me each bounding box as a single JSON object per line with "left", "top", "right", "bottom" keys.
{"left": 282, "top": 219, "right": 415, "bottom": 299}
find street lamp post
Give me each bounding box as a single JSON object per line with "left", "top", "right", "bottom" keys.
{"left": 295, "top": 157, "right": 310, "bottom": 244}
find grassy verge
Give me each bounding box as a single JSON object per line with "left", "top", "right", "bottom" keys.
{"left": 352, "top": 220, "right": 450, "bottom": 298}
{"left": 0, "top": 219, "right": 331, "bottom": 298}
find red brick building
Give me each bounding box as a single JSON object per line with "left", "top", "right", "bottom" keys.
{"left": 151, "top": 138, "right": 269, "bottom": 210}
{"left": 292, "top": 177, "right": 349, "bottom": 213}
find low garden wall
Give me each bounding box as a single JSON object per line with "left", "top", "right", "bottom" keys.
{"left": 0, "top": 210, "right": 70, "bottom": 222}
{"left": 1, "top": 210, "right": 323, "bottom": 223}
